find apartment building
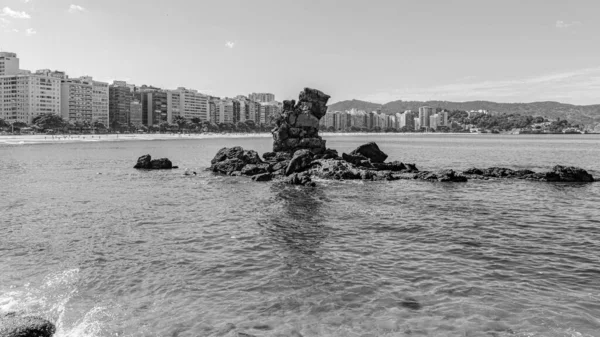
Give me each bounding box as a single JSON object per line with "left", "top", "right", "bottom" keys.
{"left": 130, "top": 100, "right": 143, "bottom": 126}
{"left": 0, "top": 52, "right": 19, "bottom": 76}
{"left": 0, "top": 69, "right": 63, "bottom": 124}
{"left": 248, "top": 92, "right": 275, "bottom": 103}
{"left": 60, "top": 76, "right": 109, "bottom": 125}
{"left": 109, "top": 81, "right": 132, "bottom": 125}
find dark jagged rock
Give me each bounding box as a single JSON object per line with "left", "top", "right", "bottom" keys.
{"left": 551, "top": 165, "right": 594, "bottom": 182}
{"left": 252, "top": 173, "right": 273, "bottom": 182}
{"left": 463, "top": 167, "right": 483, "bottom": 175}
{"left": 415, "top": 169, "right": 468, "bottom": 182}
{"left": 212, "top": 147, "right": 262, "bottom": 165}
{"left": 271, "top": 88, "right": 330, "bottom": 153}
{"left": 270, "top": 160, "right": 290, "bottom": 172}
{"left": 212, "top": 158, "right": 246, "bottom": 175}
{"left": 372, "top": 161, "right": 406, "bottom": 172}
{"left": 241, "top": 163, "right": 270, "bottom": 176}
{"left": 210, "top": 147, "right": 265, "bottom": 175}
{"left": 262, "top": 152, "right": 276, "bottom": 161}
{"left": 436, "top": 169, "right": 468, "bottom": 182}
{"left": 404, "top": 163, "right": 419, "bottom": 172}
{"left": 134, "top": 154, "right": 174, "bottom": 169}
{"left": 134, "top": 154, "right": 151, "bottom": 168}
{"left": 314, "top": 148, "right": 340, "bottom": 160}
{"left": 150, "top": 158, "right": 173, "bottom": 169}
{"left": 286, "top": 172, "right": 316, "bottom": 187}
{"left": 275, "top": 152, "right": 292, "bottom": 162}
{"left": 349, "top": 142, "right": 388, "bottom": 163}
{"left": 462, "top": 165, "right": 594, "bottom": 182}
{"left": 285, "top": 149, "right": 313, "bottom": 176}
{"left": 342, "top": 152, "right": 368, "bottom": 166}
{"left": 0, "top": 313, "right": 56, "bottom": 337}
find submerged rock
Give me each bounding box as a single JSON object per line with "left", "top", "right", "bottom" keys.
{"left": 0, "top": 313, "right": 56, "bottom": 337}
{"left": 252, "top": 173, "right": 273, "bottom": 182}
{"left": 286, "top": 172, "right": 316, "bottom": 187}
{"left": 462, "top": 165, "right": 594, "bottom": 182}
{"left": 400, "top": 298, "right": 422, "bottom": 310}
{"left": 134, "top": 154, "right": 174, "bottom": 169}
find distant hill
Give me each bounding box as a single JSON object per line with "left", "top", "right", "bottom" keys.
{"left": 327, "top": 99, "right": 382, "bottom": 113}
{"left": 328, "top": 99, "right": 600, "bottom": 129}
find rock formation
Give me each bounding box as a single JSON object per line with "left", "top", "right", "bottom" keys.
{"left": 0, "top": 312, "right": 56, "bottom": 337}
{"left": 462, "top": 165, "right": 594, "bottom": 182}
{"left": 134, "top": 154, "right": 178, "bottom": 169}
{"left": 207, "top": 87, "right": 596, "bottom": 186}
{"left": 271, "top": 88, "right": 330, "bottom": 154}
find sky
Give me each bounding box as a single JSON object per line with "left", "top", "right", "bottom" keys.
{"left": 1, "top": 0, "right": 599, "bottom": 105}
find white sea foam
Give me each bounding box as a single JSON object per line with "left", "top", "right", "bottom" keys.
{"left": 0, "top": 269, "right": 111, "bottom": 337}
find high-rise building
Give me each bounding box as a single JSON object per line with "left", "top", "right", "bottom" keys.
{"left": 168, "top": 87, "right": 209, "bottom": 122}
{"left": 335, "top": 111, "right": 348, "bottom": 130}
{"left": 236, "top": 98, "right": 248, "bottom": 122}
{"left": 248, "top": 100, "right": 261, "bottom": 124}
{"left": 0, "top": 69, "right": 62, "bottom": 124}
{"left": 209, "top": 97, "right": 219, "bottom": 123}
{"left": 430, "top": 114, "right": 440, "bottom": 130}
{"left": 130, "top": 100, "right": 143, "bottom": 126}
{"left": 60, "top": 76, "right": 108, "bottom": 125}
{"left": 0, "top": 52, "right": 19, "bottom": 76}
{"left": 414, "top": 117, "right": 421, "bottom": 131}
{"left": 61, "top": 77, "right": 93, "bottom": 123}
{"left": 399, "top": 110, "right": 415, "bottom": 130}
{"left": 248, "top": 92, "right": 275, "bottom": 103}
{"left": 418, "top": 106, "right": 435, "bottom": 129}
{"left": 109, "top": 81, "right": 132, "bottom": 125}
{"left": 218, "top": 99, "right": 235, "bottom": 124}
{"left": 137, "top": 88, "right": 168, "bottom": 126}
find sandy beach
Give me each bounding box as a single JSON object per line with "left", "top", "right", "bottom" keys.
{"left": 0, "top": 132, "right": 482, "bottom": 145}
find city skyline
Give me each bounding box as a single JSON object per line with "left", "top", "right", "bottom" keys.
{"left": 1, "top": 0, "right": 599, "bottom": 105}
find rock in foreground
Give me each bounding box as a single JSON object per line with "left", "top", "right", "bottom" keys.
{"left": 134, "top": 154, "right": 177, "bottom": 169}
{"left": 0, "top": 313, "right": 56, "bottom": 337}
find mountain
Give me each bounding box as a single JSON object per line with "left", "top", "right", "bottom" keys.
{"left": 328, "top": 99, "right": 600, "bottom": 128}
{"left": 327, "top": 99, "right": 383, "bottom": 113}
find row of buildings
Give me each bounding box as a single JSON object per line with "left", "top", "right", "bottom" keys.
{"left": 320, "top": 107, "right": 449, "bottom": 131}
{"left": 0, "top": 52, "right": 281, "bottom": 128}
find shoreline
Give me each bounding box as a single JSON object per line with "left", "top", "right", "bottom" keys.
{"left": 0, "top": 131, "right": 595, "bottom": 145}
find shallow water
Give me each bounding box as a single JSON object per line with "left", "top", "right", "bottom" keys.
{"left": 1, "top": 134, "right": 600, "bottom": 337}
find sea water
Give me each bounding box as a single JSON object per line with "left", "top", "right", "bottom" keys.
{"left": 1, "top": 134, "right": 600, "bottom": 336}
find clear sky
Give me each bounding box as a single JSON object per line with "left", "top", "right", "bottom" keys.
{"left": 1, "top": 0, "right": 599, "bottom": 105}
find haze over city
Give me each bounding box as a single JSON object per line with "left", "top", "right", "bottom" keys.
{"left": 1, "top": 0, "right": 599, "bottom": 104}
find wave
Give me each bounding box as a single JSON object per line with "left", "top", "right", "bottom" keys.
{"left": 0, "top": 269, "right": 112, "bottom": 337}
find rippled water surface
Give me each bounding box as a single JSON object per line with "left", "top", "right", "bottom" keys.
{"left": 1, "top": 134, "right": 600, "bottom": 337}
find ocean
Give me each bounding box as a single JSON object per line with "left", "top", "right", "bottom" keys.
{"left": 1, "top": 134, "right": 600, "bottom": 337}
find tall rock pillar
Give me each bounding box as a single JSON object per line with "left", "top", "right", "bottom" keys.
{"left": 271, "top": 87, "right": 330, "bottom": 154}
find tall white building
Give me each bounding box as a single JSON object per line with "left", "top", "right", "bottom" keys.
{"left": 167, "top": 87, "right": 209, "bottom": 122}
{"left": 61, "top": 76, "right": 109, "bottom": 125}
{"left": 0, "top": 68, "right": 63, "bottom": 124}
{"left": 91, "top": 78, "right": 109, "bottom": 126}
